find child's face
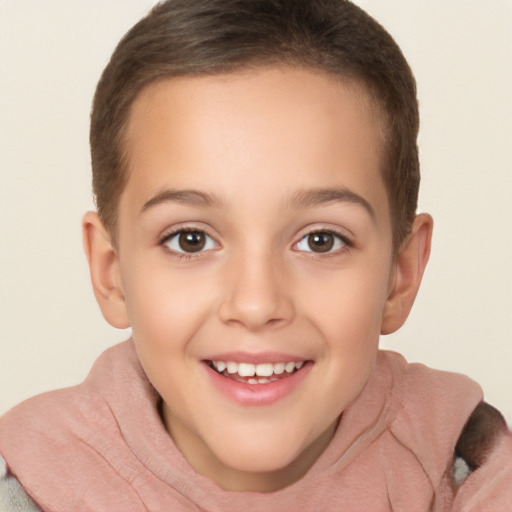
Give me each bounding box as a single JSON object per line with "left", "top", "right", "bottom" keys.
{"left": 111, "top": 67, "right": 397, "bottom": 490}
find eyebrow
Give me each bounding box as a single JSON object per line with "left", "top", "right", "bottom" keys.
{"left": 140, "top": 188, "right": 224, "bottom": 214}
{"left": 140, "top": 186, "right": 375, "bottom": 220}
{"left": 290, "top": 187, "right": 376, "bottom": 220}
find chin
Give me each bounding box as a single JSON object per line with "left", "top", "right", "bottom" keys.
{"left": 209, "top": 428, "right": 309, "bottom": 474}
{"left": 223, "top": 450, "right": 295, "bottom": 474}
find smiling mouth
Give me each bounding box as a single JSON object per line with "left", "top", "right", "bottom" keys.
{"left": 206, "top": 360, "right": 306, "bottom": 384}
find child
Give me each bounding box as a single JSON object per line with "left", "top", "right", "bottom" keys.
{"left": 1, "top": 0, "right": 511, "bottom": 510}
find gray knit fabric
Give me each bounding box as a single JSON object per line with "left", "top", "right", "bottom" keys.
{"left": 0, "top": 455, "right": 40, "bottom": 512}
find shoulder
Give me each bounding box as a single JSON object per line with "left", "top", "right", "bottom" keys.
{"left": 0, "top": 380, "right": 109, "bottom": 452}
{"left": 0, "top": 340, "right": 157, "bottom": 511}
{"left": 0, "top": 342, "right": 128, "bottom": 505}
{"left": 379, "top": 351, "right": 512, "bottom": 503}
{"left": 0, "top": 383, "right": 111, "bottom": 509}
{"left": 0, "top": 455, "right": 41, "bottom": 512}
{"left": 0, "top": 341, "right": 138, "bottom": 449}
{"left": 381, "top": 351, "right": 484, "bottom": 440}
{"left": 0, "top": 343, "right": 136, "bottom": 476}
{"left": 380, "top": 352, "right": 484, "bottom": 483}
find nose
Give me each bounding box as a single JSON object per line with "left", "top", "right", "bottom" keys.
{"left": 218, "top": 248, "right": 295, "bottom": 331}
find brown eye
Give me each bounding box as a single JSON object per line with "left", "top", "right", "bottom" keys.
{"left": 295, "top": 231, "right": 347, "bottom": 254}
{"left": 163, "top": 229, "right": 217, "bottom": 254}
{"left": 178, "top": 231, "right": 206, "bottom": 252}
{"left": 307, "top": 233, "right": 334, "bottom": 253}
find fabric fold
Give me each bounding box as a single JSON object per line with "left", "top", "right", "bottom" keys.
{"left": 1, "top": 339, "right": 500, "bottom": 512}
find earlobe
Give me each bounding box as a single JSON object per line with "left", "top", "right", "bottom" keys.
{"left": 380, "top": 213, "right": 433, "bottom": 335}
{"left": 82, "top": 212, "right": 131, "bottom": 329}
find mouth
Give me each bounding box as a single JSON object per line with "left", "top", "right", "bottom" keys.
{"left": 205, "top": 359, "right": 307, "bottom": 384}
{"left": 203, "top": 357, "right": 312, "bottom": 406}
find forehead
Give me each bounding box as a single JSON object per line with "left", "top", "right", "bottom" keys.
{"left": 121, "top": 66, "right": 389, "bottom": 223}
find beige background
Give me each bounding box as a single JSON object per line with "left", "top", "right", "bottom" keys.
{"left": 1, "top": 1, "right": 511, "bottom": 422}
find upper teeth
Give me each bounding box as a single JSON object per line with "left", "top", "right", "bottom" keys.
{"left": 212, "top": 360, "right": 304, "bottom": 377}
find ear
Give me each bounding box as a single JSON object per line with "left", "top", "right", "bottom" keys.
{"left": 380, "top": 213, "right": 433, "bottom": 335}
{"left": 82, "top": 211, "right": 131, "bottom": 329}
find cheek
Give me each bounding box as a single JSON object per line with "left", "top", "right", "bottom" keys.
{"left": 299, "top": 262, "right": 391, "bottom": 340}
{"left": 122, "top": 262, "right": 218, "bottom": 398}
{"left": 122, "top": 258, "right": 217, "bottom": 350}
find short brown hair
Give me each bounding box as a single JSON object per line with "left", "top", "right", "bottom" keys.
{"left": 90, "top": 0, "right": 419, "bottom": 248}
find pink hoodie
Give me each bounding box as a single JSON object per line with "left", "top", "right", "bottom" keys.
{"left": 1, "top": 340, "right": 511, "bottom": 511}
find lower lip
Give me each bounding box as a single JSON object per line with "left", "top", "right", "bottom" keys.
{"left": 203, "top": 362, "right": 312, "bottom": 406}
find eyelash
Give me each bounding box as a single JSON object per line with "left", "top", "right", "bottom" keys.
{"left": 293, "top": 228, "right": 353, "bottom": 256}
{"left": 159, "top": 227, "right": 219, "bottom": 261}
{"left": 158, "top": 226, "right": 353, "bottom": 260}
